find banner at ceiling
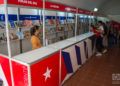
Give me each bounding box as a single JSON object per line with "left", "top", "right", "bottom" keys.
{"left": 84, "top": 10, "right": 92, "bottom": 15}
{"left": 78, "top": 9, "right": 85, "bottom": 14}
{"left": 2, "top": 0, "right": 92, "bottom": 15}
{"left": 1, "top": 0, "right": 92, "bottom": 15}
{"left": 0, "top": 0, "right": 4, "bottom": 4}
{"left": 7, "top": 0, "right": 43, "bottom": 8}
{"left": 45, "top": 1, "right": 77, "bottom": 13}
{"left": 78, "top": 9, "right": 92, "bottom": 15}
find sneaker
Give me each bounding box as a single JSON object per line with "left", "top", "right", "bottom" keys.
{"left": 102, "top": 49, "right": 107, "bottom": 54}
{"left": 96, "top": 53, "right": 102, "bottom": 57}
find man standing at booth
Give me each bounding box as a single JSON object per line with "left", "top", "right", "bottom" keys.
{"left": 95, "top": 21, "right": 107, "bottom": 56}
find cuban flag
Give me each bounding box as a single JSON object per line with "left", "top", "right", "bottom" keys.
{"left": 0, "top": 65, "right": 8, "bottom": 86}
{"left": 76, "top": 42, "right": 87, "bottom": 64}
{"left": 30, "top": 51, "right": 67, "bottom": 86}
{"left": 84, "top": 39, "right": 93, "bottom": 58}
{"left": 0, "top": 55, "right": 12, "bottom": 86}
{"left": 84, "top": 41, "right": 89, "bottom": 59}
{"left": 61, "top": 42, "right": 86, "bottom": 83}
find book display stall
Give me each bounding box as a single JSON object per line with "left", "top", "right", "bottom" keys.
{"left": 44, "top": 1, "right": 77, "bottom": 45}
{"left": 0, "top": 0, "right": 43, "bottom": 56}
{"left": 0, "top": 0, "right": 95, "bottom": 86}
{"left": 77, "top": 9, "right": 94, "bottom": 35}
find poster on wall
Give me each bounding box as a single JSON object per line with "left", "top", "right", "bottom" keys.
{"left": 0, "top": 55, "right": 12, "bottom": 86}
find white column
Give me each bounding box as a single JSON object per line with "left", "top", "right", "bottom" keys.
{"left": 43, "top": 0, "right": 46, "bottom": 46}
{"left": 4, "top": 1, "right": 14, "bottom": 86}
{"left": 4, "top": 0, "right": 11, "bottom": 57}
{"left": 75, "top": 8, "right": 78, "bottom": 37}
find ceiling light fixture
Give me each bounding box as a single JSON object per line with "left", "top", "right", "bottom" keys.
{"left": 94, "top": 8, "right": 98, "bottom": 12}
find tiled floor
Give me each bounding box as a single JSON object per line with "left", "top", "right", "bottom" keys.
{"left": 63, "top": 47, "right": 120, "bottom": 86}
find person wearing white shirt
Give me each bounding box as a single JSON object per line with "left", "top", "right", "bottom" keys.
{"left": 96, "top": 21, "right": 107, "bottom": 57}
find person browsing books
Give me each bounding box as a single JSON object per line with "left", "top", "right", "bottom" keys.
{"left": 30, "top": 25, "right": 42, "bottom": 50}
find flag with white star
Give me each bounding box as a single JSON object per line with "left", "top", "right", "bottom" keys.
{"left": 31, "top": 51, "right": 67, "bottom": 86}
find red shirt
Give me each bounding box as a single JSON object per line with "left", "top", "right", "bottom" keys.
{"left": 91, "top": 27, "right": 101, "bottom": 37}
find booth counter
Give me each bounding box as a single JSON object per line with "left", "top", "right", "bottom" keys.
{"left": 5, "top": 32, "right": 94, "bottom": 86}
{"left": 13, "top": 32, "right": 94, "bottom": 63}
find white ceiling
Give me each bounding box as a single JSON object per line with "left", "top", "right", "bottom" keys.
{"left": 48, "top": 0, "right": 120, "bottom": 15}
{"left": 48, "top": 0, "right": 109, "bottom": 12}
{"left": 99, "top": 0, "right": 120, "bottom": 15}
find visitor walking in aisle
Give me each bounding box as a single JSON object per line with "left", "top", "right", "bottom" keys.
{"left": 30, "top": 25, "right": 42, "bottom": 50}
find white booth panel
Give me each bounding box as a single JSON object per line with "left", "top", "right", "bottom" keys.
{"left": 85, "top": 39, "right": 92, "bottom": 58}
{"left": 0, "top": 7, "right": 18, "bottom": 14}
{"left": 68, "top": 13, "right": 74, "bottom": 17}
{"left": 0, "top": 6, "right": 4, "bottom": 14}
{"left": 45, "top": 10, "right": 56, "bottom": 16}
{"left": 57, "top": 12, "right": 66, "bottom": 16}
{"left": 8, "top": 7, "right": 18, "bottom": 14}
{"left": 20, "top": 8, "right": 38, "bottom": 15}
